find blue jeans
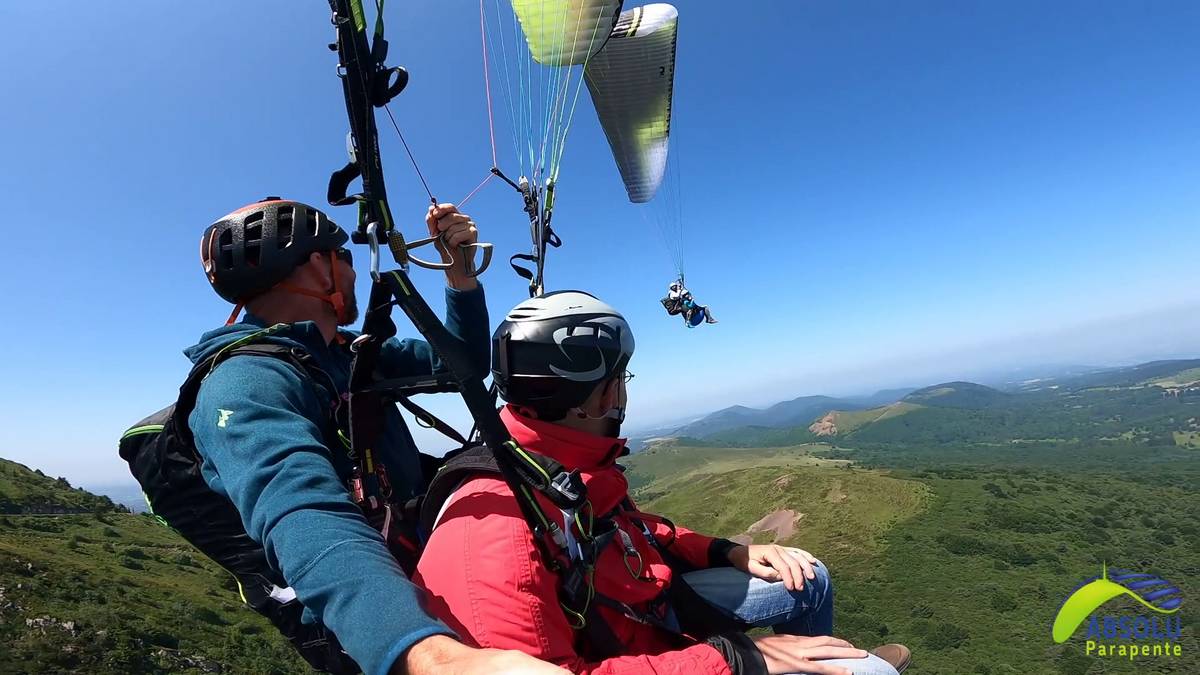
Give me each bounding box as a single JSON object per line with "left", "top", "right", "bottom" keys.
{"left": 683, "top": 563, "right": 900, "bottom": 675}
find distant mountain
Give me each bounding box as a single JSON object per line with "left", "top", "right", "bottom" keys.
{"left": 901, "top": 381, "right": 1010, "bottom": 409}
{"left": 1037, "top": 359, "right": 1200, "bottom": 391}
{"left": 672, "top": 396, "right": 861, "bottom": 438}
{"left": 86, "top": 481, "right": 149, "bottom": 513}
{"left": 685, "top": 358, "right": 1200, "bottom": 448}
{"left": 841, "top": 387, "right": 918, "bottom": 407}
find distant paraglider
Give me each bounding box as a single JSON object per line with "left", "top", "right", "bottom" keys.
{"left": 479, "top": 0, "right": 696, "bottom": 309}
{"left": 661, "top": 277, "right": 716, "bottom": 328}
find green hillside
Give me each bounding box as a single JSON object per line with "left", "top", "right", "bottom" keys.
{"left": 902, "top": 382, "right": 1010, "bottom": 409}
{"left": 629, "top": 451, "right": 929, "bottom": 561}
{"left": 0, "top": 458, "right": 125, "bottom": 515}
{"left": 0, "top": 458, "right": 307, "bottom": 674}
{"left": 701, "top": 362, "right": 1200, "bottom": 448}
{"left": 1149, "top": 367, "right": 1200, "bottom": 388}
{"left": 624, "top": 442, "right": 848, "bottom": 491}
{"left": 626, "top": 443, "right": 1200, "bottom": 674}
{"left": 809, "top": 402, "right": 924, "bottom": 437}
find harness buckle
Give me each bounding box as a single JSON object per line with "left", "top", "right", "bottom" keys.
{"left": 550, "top": 470, "right": 584, "bottom": 505}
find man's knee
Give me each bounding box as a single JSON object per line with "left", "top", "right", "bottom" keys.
{"left": 773, "top": 559, "right": 833, "bottom": 618}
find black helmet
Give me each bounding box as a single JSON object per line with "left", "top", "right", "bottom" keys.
{"left": 201, "top": 197, "right": 349, "bottom": 304}
{"left": 492, "top": 291, "right": 635, "bottom": 417}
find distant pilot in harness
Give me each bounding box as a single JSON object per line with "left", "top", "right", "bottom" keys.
{"left": 662, "top": 279, "right": 717, "bottom": 327}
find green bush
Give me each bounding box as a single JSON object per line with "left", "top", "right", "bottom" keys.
{"left": 925, "top": 622, "right": 969, "bottom": 650}
{"left": 123, "top": 547, "right": 147, "bottom": 560}
{"left": 989, "top": 590, "right": 1017, "bottom": 612}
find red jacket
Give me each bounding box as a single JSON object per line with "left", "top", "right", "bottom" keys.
{"left": 413, "top": 406, "right": 733, "bottom": 675}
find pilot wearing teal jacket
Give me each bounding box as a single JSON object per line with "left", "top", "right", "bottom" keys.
{"left": 185, "top": 198, "right": 562, "bottom": 675}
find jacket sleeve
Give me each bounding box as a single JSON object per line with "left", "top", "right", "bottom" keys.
{"left": 632, "top": 504, "right": 736, "bottom": 570}
{"left": 190, "top": 356, "right": 454, "bottom": 675}
{"left": 414, "top": 478, "right": 732, "bottom": 675}
{"left": 378, "top": 284, "right": 491, "bottom": 380}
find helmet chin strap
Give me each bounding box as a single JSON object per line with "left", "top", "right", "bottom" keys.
{"left": 276, "top": 253, "right": 348, "bottom": 323}
{"left": 228, "top": 253, "right": 348, "bottom": 325}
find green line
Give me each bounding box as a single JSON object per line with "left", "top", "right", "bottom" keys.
{"left": 388, "top": 271, "right": 411, "bottom": 296}
{"left": 121, "top": 424, "right": 164, "bottom": 439}
{"left": 508, "top": 440, "right": 552, "bottom": 483}
{"left": 207, "top": 323, "right": 289, "bottom": 375}
{"left": 350, "top": 0, "right": 367, "bottom": 33}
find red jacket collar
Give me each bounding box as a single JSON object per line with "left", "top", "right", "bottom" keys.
{"left": 500, "top": 405, "right": 628, "bottom": 472}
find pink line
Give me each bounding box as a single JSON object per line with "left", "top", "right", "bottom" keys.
{"left": 459, "top": 172, "right": 495, "bottom": 207}
{"left": 480, "top": 0, "right": 498, "bottom": 167}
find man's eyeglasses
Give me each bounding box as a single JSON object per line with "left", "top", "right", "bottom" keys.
{"left": 333, "top": 247, "right": 353, "bottom": 265}
{"left": 621, "top": 371, "right": 636, "bottom": 384}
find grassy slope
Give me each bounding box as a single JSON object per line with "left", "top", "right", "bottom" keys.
{"left": 1150, "top": 367, "right": 1200, "bottom": 387}
{"left": 0, "top": 458, "right": 122, "bottom": 514}
{"left": 823, "top": 402, "right": 924, "bottom": 435}
{"left": 0, "top": 513, "right": 308, "bottom": 674}
{"left": 626, "top": 446, "right": 1200, "bottom": 675}
{"left": 0, "top": 458, "right": 307, "bottom": 674}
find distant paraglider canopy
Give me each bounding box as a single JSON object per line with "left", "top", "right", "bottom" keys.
{"left": 478, "top": 1, "right": 685, "bottom": 296}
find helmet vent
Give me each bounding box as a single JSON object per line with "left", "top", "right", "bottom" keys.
{"left": 244, "top": 243, "right": 260, "bottom": 268}
{"left": 244, "top": 222, "right": 263, "bottom": 245}
{"left": 306, "top": 208, "right": 321, "bottom": 237}
{"left": 277, "top": 210, "right": 294, "bottom": 248}
{"left": 217, "top": 229, "right": 234, "bottom": 269}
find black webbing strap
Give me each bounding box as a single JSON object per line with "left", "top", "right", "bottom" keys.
{"left": 396, "top": 395, "right": 468, "bottom": 447}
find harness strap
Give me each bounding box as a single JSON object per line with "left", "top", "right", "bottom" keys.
{"left": 396, "top": 395, "right": 468, "bottom": 446}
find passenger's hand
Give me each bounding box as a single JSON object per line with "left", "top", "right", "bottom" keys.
{"left": 398, "top": 635, "right": 569, "bottom": 675}
{"left": 752, "top": 634, "right": 868, "bottom": 675}
{"left": 425, "top": 203, "right": 479, "bottom": 290}
{"left": 728, "top": 544, "right": 819, "bottom": 591}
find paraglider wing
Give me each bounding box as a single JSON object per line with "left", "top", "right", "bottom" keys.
{"left": 585, "top": 4, "right": 678, "bottom": 203}
{"left": 511, "top": 0, "right": 623, "bottom": 66}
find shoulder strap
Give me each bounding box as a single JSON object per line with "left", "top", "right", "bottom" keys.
{"left": 172, "top": 342, "right": 331, "bottom": 445}
{"left": 418, "top": 445, "right": 500, "bottom": 532}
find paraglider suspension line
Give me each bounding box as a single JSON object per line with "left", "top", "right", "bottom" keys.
{"left": 383, "top": 104, "right": 436, "bottom": 205}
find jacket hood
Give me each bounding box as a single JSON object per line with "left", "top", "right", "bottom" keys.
{"left": 183, "top": 314, "right": 332, "bottom": 365}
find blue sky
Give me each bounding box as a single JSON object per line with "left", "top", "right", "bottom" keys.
{"left": 1, "top": 1, "right": 1198, "bottom": 486}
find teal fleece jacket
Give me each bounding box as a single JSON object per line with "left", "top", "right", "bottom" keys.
{"left": 184, "top": 285, "right": 489, "bottom": 675}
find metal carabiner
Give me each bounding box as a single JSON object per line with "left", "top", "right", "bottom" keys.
{"left": 366, "top": 221, "right": 382, "bottom": 282}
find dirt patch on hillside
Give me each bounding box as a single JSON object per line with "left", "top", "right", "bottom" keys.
{"left": 825, "top": 481, "right": 847, "bottom": 503}
{"left": 739, "top": 509, "right": 803, "bottom": 543}
{"left": 809, "top": 413, "right": 837, "bottom": 436}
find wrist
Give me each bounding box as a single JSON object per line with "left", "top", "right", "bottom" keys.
{"left": 709, "top": 538, "right": 743, "bottom": 568}
{"left": 396, "top": 635, "right": 467, "bottom": 675}
{"left": 705, "top": 632, "right": 768, "bottom": 675}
